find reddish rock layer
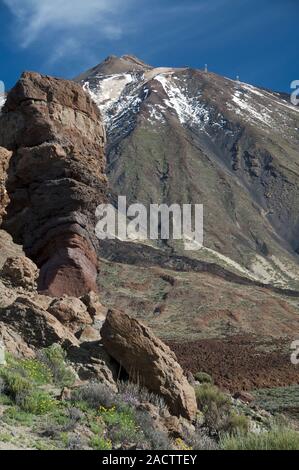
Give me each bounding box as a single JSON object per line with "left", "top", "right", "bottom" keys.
{"left": 0, "top": 147, "right": 12, "bottom": 225}
{"left": 0, "top": 72, "right": 107, "bottom": 296}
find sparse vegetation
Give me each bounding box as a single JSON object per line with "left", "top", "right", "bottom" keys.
{"left": 253, "top": 385, "right": 299, "bottom": 417}
{"left": 1, "top": 350, "right": 299, "bottom": 450}
{"left": 100, "top": 405, "right": 140, "bottom": 446}
{"left": 117, "top": 381, "right": 167, "bottom": 412}
{"left": 195, "top": 383, "right": 231, "bottom": 433}
{"left": 71, "top": 382, "right": 116, "bottom": 410}
{"left": 90, "top": 435, "right": 112, "bottom": 450}
{"left": 37, "top": 344, "right": 76, "bottom": 387}
{"left": 16, "top": 389, "right": 57, "bottom": 415}
{"left": 225, "top": 412, "right": 250, "bottom": 436}
{"left": 221, "top": 427, "right": 299, "bottom": 450}
{"left": 194, "top": 372, "right": 213, "bottom": 384}
{"left": 194, "top": 383, "right": 251, "bottom": 438}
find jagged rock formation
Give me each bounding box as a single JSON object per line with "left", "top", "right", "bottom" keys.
{"left": 0, "top": 230, "right": 77, "bottom": 351}
{"left": 0, "top": 72, "right": 107, "bottom": 297}
{"left": 0, "top": 228, "right": 116, "bottom": 389}
{"left": 0, "top": 147, "right": 12, "bottom": 225}
{"left": 101, "top": 309, "right": 197, "bottom": 420}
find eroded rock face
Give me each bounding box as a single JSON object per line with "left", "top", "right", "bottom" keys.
{"left": 0, "top": 229, "right": 24, "bottom": 270}
{"left": 101, "top": 309, "right": 197, "bottom": 420}
{"left": 0, "top": 297, "right": 79, "bottom": 349}
{"left": 48, "top": 297, "right": 93, "bottom": 334}
{"left": 1, "top": 256, "right": 39, "bottom": 290}
{"left": 0, "top": 147, "right": 12, "bottom": 225}
{"left": 0, "top": 72, "right": 107, "bottom": 297}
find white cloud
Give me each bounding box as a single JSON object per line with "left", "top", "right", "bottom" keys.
{"left": 3, "top": 0, "right": 132, "bottom": 48}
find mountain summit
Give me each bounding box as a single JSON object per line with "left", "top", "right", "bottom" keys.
{"left": 77, "top": 55, "right": 299, "bottom": 288}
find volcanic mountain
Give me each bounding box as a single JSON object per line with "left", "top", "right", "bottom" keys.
{"left": 76, "top": 54, "right": 299, "bottom": 289}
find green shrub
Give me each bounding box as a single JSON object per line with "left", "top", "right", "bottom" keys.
{"left": 0, "top": 357, "right": 58, "bottom": 415}
{"left": 17, "top": 390, "right": 58, "bottom": 415}
{"left": 2, "top": 407, "right": 35, "bottom": 426}
{"left": 37, "top": 344, "right": 76, "bottom": 387}
{"left": 71, "top": 382, "right": 116, "bottom": 410}
{"left": 18, "top": 359, "right": 52, "bottom": 385}
{"left": 134, "top": 410, "right": 172, "bottom": 450}
{"left": 194, "top": 372, "right": 213, "bottom": 384}
{"left": 101, "top": 406, "right": 140, "bottom": 445}
{"left": 90, "top": 435, "right": 112, "bottom": 450}
{"left": 0, "top": 432, "right": 12, "bottom": 443}
{"left": 225, "top": 412, "right": 250, "bottom": 436}
{"left": 0, "top": 354, "right": 54, "bottom": 407}
{"left": 0, "top": 394, "right": 13, "bottom": 406}
{"left": 195, "top": 384, "right": 231, "bottom": 434}
{"left": 195, "top": 383, "right": 230, "bottom": 410}
{"left": 221, "top": 427, "right": 299, "bottom": 450}
{"left": 0, "top": 367, "right": 32, "bottom": 399}
{"left": 6, "top": 355, "right": 52, "bottom": 385}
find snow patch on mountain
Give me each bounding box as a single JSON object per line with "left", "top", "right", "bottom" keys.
{"left": 231, "top": 90, "right": 274, "bottom": 128}
{"left": 147, "top": 104, "right": 166, "bottom": 125}
{"left": 83, "top": 74, "right": 134, "bottom": 117}
{"left": 0, "top": 95, "right": 5, "bottom": 112}
{"left": 83, "top": 72, "right": 147, "bottom": 135}
{"left": 228, "top": 83, "right": 299, "bottom": 136}
{"left": 155, "top": 74, "right": 210, "bottom": 128}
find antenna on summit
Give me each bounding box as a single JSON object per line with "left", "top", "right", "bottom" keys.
{"left": 204, "top": 64, "right": 208, "bottom": 73}
{"left": 236, "top": 75, "right": 240, "bottom": 84}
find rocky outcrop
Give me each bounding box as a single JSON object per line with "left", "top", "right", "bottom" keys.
{"left": 0, "top": 297, "right": 79, "bottom": 349}
{"left": 48, "top": 297, "right": 93, "bottom": 334}
{"left": 0, "top": 230, "right": 37, "bottom": 309}
{"left": 0, "top": 147, "right": 12, "bottom": 225}
{"left": 0, "top": 229, "right": 24, "bottom": 270}
{"left": 68, "top": 342, "right": 118, "bottom": 391}
{"left": 1, "top": 256, "right": 38, "bottom": 290}
{"left": 0, "top": 72, "right": 107, "bottom": 297}
{"left": 101, "top": 309, "right": 197, "bottom": 420}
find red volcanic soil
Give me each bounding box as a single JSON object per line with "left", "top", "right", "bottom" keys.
{"left": 168, "top": 336, "right": 299, "bottom": 392}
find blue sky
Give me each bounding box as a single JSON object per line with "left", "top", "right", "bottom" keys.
{"left": 0, "top": 0, "right": 298, "bottom": 92}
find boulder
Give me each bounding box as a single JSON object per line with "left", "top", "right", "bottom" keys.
{"left": 0, "top": 229, "right": 24, "bottom": 270}
{"left": 67, "top": 342, "right": 118, "bottom": 392}
{"left": 48, "top": 297, "right": 93, "bottom": 333}
{"left": 80, "top": 291, "right": 107, "bottom": 319}
{"left": 1, "top": 256, "right": 39, "bottom": 290}
{"left": 101, "top": 309, "right": 197, "bottom": 420}
{"left": 0, "top": 324, "right": 35, "bottom": 358}
{"left": 0, "top": 297, "right": 79, "bottom": 349}
{"left": 78, "top": 325, "right": 101, "bottom": 343}
{"left": 233, "top": 391, "right": 255, "bottom": 404}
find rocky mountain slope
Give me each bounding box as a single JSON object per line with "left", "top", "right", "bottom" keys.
{"left": 78, "top": 55, "right": 299, "bottom": 288}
